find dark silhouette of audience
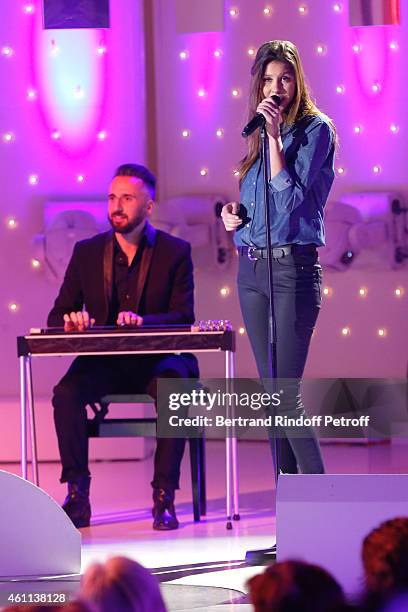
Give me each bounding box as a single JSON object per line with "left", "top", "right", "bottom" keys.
{"left": 248, "top": 559, "right": 347, "bottom": 612}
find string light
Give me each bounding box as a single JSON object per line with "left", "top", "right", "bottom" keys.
{"left": 389, "top": 41, "right": 398, "bottom": 51}
{"left": 323, "top": 287, "right": 333, "bottom": 297}
{"left": 395, "top": 287, "right": 404, "bottom": 297}
{"left": 333, "top": 2, "right": 342, "bottom": 12}
{"left": 371, "top": 82, "right": 381, "bottom": 93}
{"left": 213, "top": 49, "right": 223, "bottom": 58}
{"left": 97, "top": 45, "right": 107, "bottom": 55}
{"left": 6, "top": 218, "right": 17, "bottom": 229}
{"left": 2, "top": 132, "right": 14, "bottom": 143}
{"left": 220, "top": 287, "right": 230, "bottom": 296}
{"left": 352, "top": 43, "right": 361, "bottom": 54}
{"left": 24, "top": 4, "right": 35, "bottom": 14}
{"left": 341, "top": 327, "right": 351, "bottom": 336}
{"left": 9, "top": 303, "right": 19, "bottom": 312}
{"left": 229, "top": 7, "right": 239, "bottom": 17}
{"left": 359, "top": 287, "right": 368, "bottom": 298}
{"left": 179, "top": 50, "right": 189, "bottom": 60}
{"left": 372, "top": 164, "right": 382, "bottom": 174}
{"left": 51, "top": 130, "right": 61, "bottom": 140}
{"left": 200, "top": 168, "right": 208, "bottom": 176}
{"left": 181, "top": 129, "right": 190, "bottom": 138}
{"left": 248, "top": 48, "right": 256, "bottom": 56}
{"left": 216, "top": 128, "right": 224, "bottom": 138}
{"left": 353, "top": 125, "right": 362, "bottom": 134}
{"left": 197, "top": 88, "right": 206, "bottom": 98}
{"left": 27, "top": 88, "right": 37, "bottom": 101}
{"left": 239, "top": 327, "right": 246, "bottom": 335}
{"left": 263, "top": 7, "right": 272, "bottom": 16}
{"left": 2, "top": 46, "right": 13, "bottom": 57}
{"left": 28, "top": 174, "right": 39, "bottom": 185}
{"left": 377, "top": 328, "right": 387, "bottom": 337}
{"left": 337, "top": 166, "right": 345, "bottom": 176}
{"left": 231, "top": 88, "right": 240, "bottom": 97}
{"left": 77, "top": 174, "right": 85, "bottom": 183}
{"left": 298, "top": 5, "right": 308, "bottom": 14}
{"left": 233, "top": 169, "right": 240, "bottom": 177}
{"left": 97, "top": 130, "right": 107, "bottom": 141}
{"left": 336, "top": 85, "right": 345, "bottom": 94}
{"left": 389, "top": 124, "right": 399, "bottom": 134}
{"left": 316, "top": 44, "right": 326, "bottom": 55}
{"left": 31, "top": 259, "right": 40, "bottom": 269}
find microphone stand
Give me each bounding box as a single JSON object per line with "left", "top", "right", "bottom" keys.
{"left": 245, "top": 123, "right": 280, "bottom": 565}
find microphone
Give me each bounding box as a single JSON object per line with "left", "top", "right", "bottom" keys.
{"left": 241, "top": 95, "right": 281, "bottom": 138}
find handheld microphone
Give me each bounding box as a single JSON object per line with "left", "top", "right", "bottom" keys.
{"left": 241, "top": 95, "right": 281, "bottom": 138}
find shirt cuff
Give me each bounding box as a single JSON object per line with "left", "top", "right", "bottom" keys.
{"left": 268, "top": 168, "right": 293, "bottom": 192}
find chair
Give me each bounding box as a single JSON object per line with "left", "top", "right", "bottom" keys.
{"left": 87, "top": 394, "right": 206, "bottom": 522}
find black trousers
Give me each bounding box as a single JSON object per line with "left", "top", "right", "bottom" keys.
{"left": 237, "top": 249, "right": 325, "bottom": 474}
{"left": 52, "top": 353, "right": 199, "bottom": 490}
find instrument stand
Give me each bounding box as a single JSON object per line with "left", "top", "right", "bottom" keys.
{"left": 245, "top": 125, "right": 280, "bottom": 565}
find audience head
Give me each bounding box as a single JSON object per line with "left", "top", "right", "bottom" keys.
{"left": 81, "top": 555, "right": 167, "bottom": 612}
{"left": 362, "top": 518, "right": 408, "bottom": 595}
{"left": 248, "top": 559, "right": 345, "bottom": 612}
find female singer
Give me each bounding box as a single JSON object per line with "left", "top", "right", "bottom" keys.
{"left": 222, "top": 40, "right": 336, "bottom": 474}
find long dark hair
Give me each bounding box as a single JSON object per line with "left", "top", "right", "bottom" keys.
{"left": 238, "top": 40, "right": 336, "bottom": 183}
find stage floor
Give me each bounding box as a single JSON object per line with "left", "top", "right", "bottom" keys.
{"left": 1, "top": 439, "right": 405, "bottom": 611}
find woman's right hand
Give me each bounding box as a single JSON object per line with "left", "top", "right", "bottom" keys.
{"left": 221, "top": 202, "right": 242, "bottom": 232}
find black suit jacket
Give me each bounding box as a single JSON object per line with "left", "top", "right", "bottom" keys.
{"left": 47, "top": 223, "right": 195, "bottom": 327}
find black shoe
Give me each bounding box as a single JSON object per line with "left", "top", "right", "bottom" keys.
{"left": 152, "top": 488, "right": 179, "bottom": 531}
{"left": 62, "top": 476, "right": 91, "bottom": 529}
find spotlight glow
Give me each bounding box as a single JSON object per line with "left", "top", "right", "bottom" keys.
{"left": 213, "top": 49, "right": 223, "bottom": 58}
{"left": 232, "top": 88, "right": 240, "bottom": 97}
{"left": 24, "top": 4, "right": 35, "bottom": 14}
{"left": 316, "top": 44, "right": 326, "bottom": 55}
{"left": 395, "top": 287, "right": 404, "bottom": 297}
{"left": 389, "top": 124, "right": 399, "bottom": 134}
{"left": 336, "top": 85, "right": 345, "bottom": 94}
{"left": 371, "top": 82, "right": 381, "bottom": 93}
{"left": 239, "top": 327, "right": 245, "bottom": 335}
{"left": 197, "top": 88, "right": 206, "bottom": 97}
{"left": 323, "top": 287, "right": 333, "bottom": 297}
{"left": 263, "top": 6, "right": 272, "bottom": 16}
{"left": 31, "top": 258, "right": 41, "bottom": 269}
{"left": 216, "top": 129, "right": 224, "bottom": 138}
{"left": 372, "top": 164, "right": 382, "bottom": 174}
{"left": 389, "top": 41, "right": 398, "bottom": 51}
{"left": 352, "top": 43, "right": 361, "bottom": 54}
{"left": 9, "top": 303, "right": 19, "bottom": 312}
{"left": 337, "top": 166, "right": 345, "bottom": 175}
{"left": 377, "top": 328, "right": 387, "bottom": 337}
{"left": 2, "top": 132, "right": 14, "bottom": 143}
{"left": 220, "top": 287, "right": 230, "bottom": 296}
{"left": 28, "top": 174, "right": 39, "bottom": 185}
{"left": 333, "top": 2, "right": 342, "bottom": 12}
{"left": 200, "top": 168, "right": 208, "bottom": 176}
{"left": 77, "top": 174, "right": 85, "bottom": 183}
{"left": 51, "top": 130, "right": 61, "bottom": 140}
{"left": 97, "top": 130, "right": 107, "bottom": 140}
{"left": 27, "top": 88, "right": 37, "bottom": 101}
{"left": 179, "top": 50, "right": 189, "bottom": 60}
{"left": 341, "top": 327, "right": 351, "bottom": 336}
{"left": 181, "top": 129, "right": 190, "bottom": 138}
{"left": 2, "top": 46, "right": 13, "bottom": 57}
{"left": 248, "top": 48, "right": 256, "bottom": 56}
{"left": 359, "top": 287, "right": 367, "bottom": 297}
{"left": 353, "top": 125, "right": 362, "bottom": 134}
{"left": 229, "top": 8, "right": 239, "bottom": 17}
{"left": 6, "top": 217, "right": 17, "bottom": 229}
{"left": 298, "top": 5, "right": 308, "bottom": 14}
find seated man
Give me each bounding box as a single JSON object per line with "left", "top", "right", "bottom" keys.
{"left": 48, "top": 163, "right": 198, "bottom": 531}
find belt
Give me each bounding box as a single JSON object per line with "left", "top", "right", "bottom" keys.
{"left": 238, "top": 244, "right": 317, "bottom": 261}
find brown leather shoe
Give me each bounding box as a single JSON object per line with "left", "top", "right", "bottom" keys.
{"left": 152, "top": 488, "right": 179, "bottom": 530}
{"left": 62, "top": 476, "right": 91, "bottom": 529}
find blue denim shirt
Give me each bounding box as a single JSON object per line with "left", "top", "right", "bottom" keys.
{"left": 234, "top": 115, "right": 335, "bottom": 248}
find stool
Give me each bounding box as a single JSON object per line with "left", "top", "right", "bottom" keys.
{"left": 87, "top": 394, "right": 206, "bottom": 522}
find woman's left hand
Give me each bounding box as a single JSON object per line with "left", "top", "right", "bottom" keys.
{"left": 256, "top": 97, "right": 282, "bottom": 140}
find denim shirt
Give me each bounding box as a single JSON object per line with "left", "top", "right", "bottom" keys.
{"left": 234, "top": 115, "right": 335, "bottom": 248}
